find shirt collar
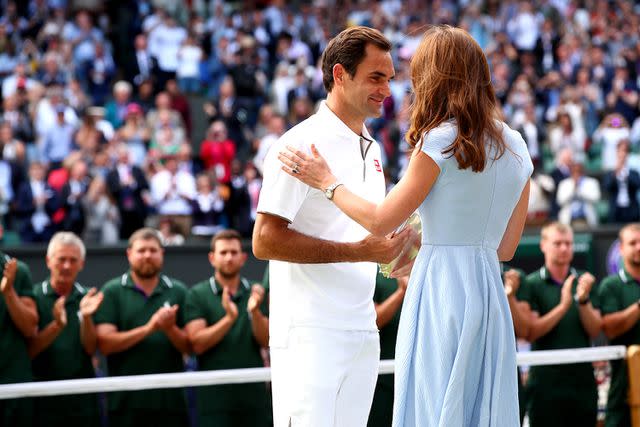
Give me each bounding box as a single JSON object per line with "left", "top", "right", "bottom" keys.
{"left": 316, "top": 101, "right": 375, "bottom": 144}
{"left": 42, "top": 279, "right": 86, "bottom": 300}
{"left": 618, "top": 267, "right": 640, "bottom": 285}
{"left": 120, "top": 271, "right": 173, "bottom": 293}
{"left": 209, "top": 276, "right": 250, "bottom": 297}
{"left": 540, "top": 266, "right": 578, "bottom": 284}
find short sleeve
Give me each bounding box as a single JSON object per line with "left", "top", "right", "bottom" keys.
{"left": 172, "top": 281, "right": 188, "bottom": 328}
{"left": 598, "top": 278, "right": 621, "bottom": 315}
{"left": 419, "top": 125, "right": 455, "bottom": 171}
{"left": 256, "top": 134, "right": 310, "bottom": 222}
{"left": 589, "top": 281, "right": 601, "bottom": 309}
{"left": 520, "top": 275, "right": 539, "bottom": 312}
{"left": 14, "top": 261, "right": 34, "bottom": 299}
{"left": 94, "top": 283, "right": 119, "bottom": 326}
{"left": 183, "top": 287, "right": 206, "bottom": 324}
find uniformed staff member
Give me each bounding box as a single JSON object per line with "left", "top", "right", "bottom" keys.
{"left": 95, "top": 227, "right": 190, "bottom": 427}
{"left": 0, "top": 250, "right": 38, "bottom": 426}
{"left": 185, "top": 229, "right": 271, "bottom": 427}
{"left": 600, "top": 223, "right": 640, "bottom": 427}
{"left": 367, "top": 270, "right": 407, "bottom": 427}
{"left": 502, "top": 266, "right": 533, "bottom": 424}
{"left": 520, "top": 222, "right": 602, "bottom": 426}
{"left": 28, "top": 232, "right": 103, "bottom": 427}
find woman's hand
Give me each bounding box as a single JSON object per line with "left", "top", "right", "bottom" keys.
{"left": 279, "top": 144, "right": 336, "bottom": 190}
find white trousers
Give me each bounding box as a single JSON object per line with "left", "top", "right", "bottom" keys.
{"left": 270, "top": 327, "right": 380, "bottom": 427}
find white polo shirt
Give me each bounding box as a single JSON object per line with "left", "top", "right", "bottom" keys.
{"left": 257, "top": 101, "right": 386, "bottom": 346}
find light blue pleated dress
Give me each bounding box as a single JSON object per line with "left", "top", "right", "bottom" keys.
{"left": 392, "top": 121, "right": 533, "bottom": 427}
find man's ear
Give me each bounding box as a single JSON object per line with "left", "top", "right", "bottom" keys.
{"left": 333, "top": 64, "right": 345, "bottom": 86}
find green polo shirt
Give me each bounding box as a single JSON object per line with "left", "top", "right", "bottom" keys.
{"left": 520, "top": 266, "right": 600, "bottom": 389}
{"left": 0, "top": 252, "right": 34, "bottom": 384}
{"left": 599, "top": 268, "right": 640, "bottom": 427}
{"left": 184, "top": 276, "right": 270, "bottom": 414}
{"left": 31, "top": 280, "right": 99, "bottom": 423}
{"left": 94, "top": 272, "right": 188, "bottom": 414}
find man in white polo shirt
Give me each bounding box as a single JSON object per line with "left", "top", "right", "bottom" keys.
{"left": 253, "top": 26, "right": 409, "bottom": 427}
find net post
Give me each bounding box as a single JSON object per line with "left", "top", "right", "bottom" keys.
{"left": 627, "top": 345, "right": 640, "bottom": 427}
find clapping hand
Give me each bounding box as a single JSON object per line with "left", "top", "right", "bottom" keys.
{"left": 503, "top": 269, "right": 521, "bottom": 296}
{"left": 1, "top": 258, "right": 17, "bottom": 294}
{"left": 560, "top": 274, "right": 576, "bottom": 309}
{"left": 247, "top": 284, "right": 266, "bottom": 314}
{"left": 222, "top": 287, "right": 238, "bottom": 321}
{"left": 80, "top": 288, "right": 104, "bottom": 318}
{"left": 576, "top": 273, "right": 595, "bottom": 304}
{"left": 53, "top": 296, "right": 67, "bottom": 328}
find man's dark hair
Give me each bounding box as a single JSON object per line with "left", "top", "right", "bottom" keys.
{"left": 321, "top": 26, "right": 391, "bottom": 93}
{"left": 210, "top": 229, "right": 243, "bottom": 252}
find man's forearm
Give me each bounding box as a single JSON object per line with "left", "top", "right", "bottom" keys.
{"left": 97, "top": 325, "right": 153, "bottom": 355}
{"left": 250, "top": 311, "right": 269, "bottom": 348}
{"left": 80, "top": 315, "right": 98, "bottom": 355}
{"left": 253, "top": 221, "right": 363, "bottom": 263}
{"left": 190, "top": 316, "right": 234, "bottom": 355}
{"left": 603, "top": 305, "right": 640, "bottom": 339}
{"left": 164, "top": 325, "right": 191, "bottom": 354}
{"left": 578, "top": 304, "right": 602, "bottom": 338}
{"left": 528, "top": 303, "right": 569, "bottom": 342}
{"left": 4, "top": 291, "right": 38, "bottom": 338}
{"left": 28, "top": 321, "right": 63, "bottom": 358}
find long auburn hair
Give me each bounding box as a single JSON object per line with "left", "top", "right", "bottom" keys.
{"left": 407, "top": 25, "right": 505, "bottom": 172}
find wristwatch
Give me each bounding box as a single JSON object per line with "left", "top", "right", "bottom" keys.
{"left": 324, "top": 182, "right": 343, "bottom": 200}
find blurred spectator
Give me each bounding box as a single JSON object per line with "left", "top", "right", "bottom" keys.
{"left": 200, "top": 120, "right": 236, "bottom": 184}
{"left": 593, "top": 113, "right": 632, "bottom": 171}
{"left": 83, "top": 176, "right": 119, "bottom": 244}
{"left": 30, "top": 232, "right": 103, "bottom": 427}
{"left": 2, "top": 62, "right": 37, "bottom": 98}
{"left": 40, "top": 104, "right": 76, "bottom": 170}
{"left": 226, "top": 160, "right": 254, "bottom": 237}
{"left": 603, "top": 140, "right": 640, "bottom": 224}
{"left": 511, "top": 102, "right": 541, "bottom": 169}
{"left": 190, "top": 173, "right": 227, "bottom": 238}
{"left": 2, "top": 94, "right": 34, "bottom": 145}
{"left": 254, "top": 114, "right": 286, "bottom": 175}
{"left": 150, "top": 154, "right": 196, "bottom": 237}
{"left": 184, "top": 229, "right": 271, "bottom": 426}
{"left": 104, "top": 80, "right": 133, "bottom": 130}
{"left": 129, "top": 34, "right": 157, "bottom": 87}
{"left": 527, "top": 173, "right": 554, "bottom": 226}
{"left": 37, "top": 51, "right": 67, "bottom": 87}
{"left": 34, "top": 85, "right": 79, "bottom": 140}
{"left": 0, "top": 121, "right": 26, "bottom": 166}
{"left": 548, "top": 110, "right": 586, "bottom": 156}
{"left": 0, "top": 252, "right": 37, "bottom": 426}
{"left": 86, "top": 41, "right": 115, "bottom": 106}
{"left": 62, "top": 10, "right": 104, "bottom": 69}
{"left": 557, "top": 155, "right": 602, "bottom": 228}
{"left": 176, "top": 34, "right": 202, "bottom": 94}
{"left": 94, "top": 228, "right": 189, "bottom": 427}
{"left": 0, "top": 148, "right": 13, "bottom": 221}
{"left": 133, "top": 78, "right": 155, "bottom": 113}
{"left": 606, "top": 64, "right": 639, "bottom": 126}
{"left": 15, "top": 162, "right": 57, "bottom": 243}
{"left": 146, "top": 91, "right": 184, "bottom": 135}
{"left": 60, "top": 159, "right": 90, "bottom": 236}
{"left": 166, "top": 79, "right": 191, "bottom": 137}
{"left": 148, "top": 14, "right": 187, "bottom": 90}
{"left": 158, "top": 217, "right": 185, "bottom": 246}
{"left": 117, "top": 103, "right": 149, "bottom": 166}
{"left": 74, "top": 110, "right": 105, "bottom": 161}
{"left": 106, "top": 144, "right": 151, "bottom": 239}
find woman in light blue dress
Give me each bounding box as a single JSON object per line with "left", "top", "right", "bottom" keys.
{"left": 278, "top": 26, "right": 532, "bottom": 426}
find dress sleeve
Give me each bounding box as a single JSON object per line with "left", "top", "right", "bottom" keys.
{"left": 419, "top": 126, "right": 454, "bottom": 171}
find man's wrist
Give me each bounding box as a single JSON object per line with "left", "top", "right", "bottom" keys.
{"left": 574, "top": 294, "right": 590, "bottom": 305}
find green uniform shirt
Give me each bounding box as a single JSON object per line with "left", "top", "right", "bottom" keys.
{"left": 184, "top": 276, "right": 270, "bottom": 413}
{"left": 599, "top": 268, "right": 640, "bottom": 427}
{"left": 31, "top": 280, "right": 99, "bottom": 421}
{"left": 0, "top": 252, "right": 34, "bottom": 384}
{"left": 93, "top": 272, "right": 188, "bottom": 414}
{"left": 520, "top": 266, "right": 599, "bottom": 389}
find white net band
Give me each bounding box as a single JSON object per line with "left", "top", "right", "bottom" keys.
{"left": 0, "top": 345, "right": 627, "bottom": 400}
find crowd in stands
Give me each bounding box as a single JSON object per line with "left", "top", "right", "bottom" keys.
{"left": 0, "top": 0, "right": 639, "bottom": 246}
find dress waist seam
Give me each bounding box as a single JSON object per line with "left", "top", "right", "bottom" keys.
{"left": 421, "top": 242, "right": 498, "bottom": 250}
